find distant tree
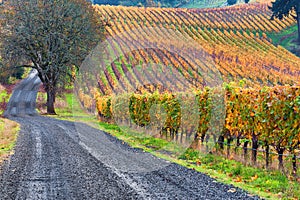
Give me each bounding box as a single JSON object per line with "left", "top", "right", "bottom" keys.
{"left": 145, "top": 0, "right": 157, "bottom": 7}
{"left": 0, "top": 0, "right": 105, "bottom": 114}
{"left": 94, "top": 0, "right": 179, "bottom": 7}
{"left": 245, "top": 0, "right": 250, "bottom": 3}
{"left": 270, "top": 0, "right": 300, "bottom": 43}
{"left": 0, "top": 54, "right": 25, "bottom": 84}
{"left": 227, "top": 0, "right": 237, "bottom": 6}
{"left": 94, "top": 0, "right": 119, "bottom": 5}
{"left": 159, "top": 0, "right": 175, "bottom": 7}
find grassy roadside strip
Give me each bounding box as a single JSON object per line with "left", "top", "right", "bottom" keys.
{"left": 96, "top": 122, "right": 299, "bottom": 200}
{"left": 53, "top": 94, "right": 300, "bottom": 200}
{"left": 49, "top": 93, "right": 101, "bottom": 128}
{"left": 0, "top": 86, "right": 10, "bottom": 116}
{"left": 0, "top": 118, "right": 19, "bottom": 165}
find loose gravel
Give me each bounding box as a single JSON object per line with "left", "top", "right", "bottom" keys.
{"left": 0, "top": 116, "right": 261, "bottom": 200}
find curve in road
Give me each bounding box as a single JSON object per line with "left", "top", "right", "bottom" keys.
{"left": 0, "top": 69, "right": 261, "bottom": 199}
{"left": 4, "top": 69, "right": 41, "bottom": 117}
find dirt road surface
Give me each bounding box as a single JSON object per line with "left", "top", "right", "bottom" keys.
{"left": 0, "top": 72, "right": 260, "bottom": 199}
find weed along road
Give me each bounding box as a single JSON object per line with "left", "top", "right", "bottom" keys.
{"left": 0, "top": 74, "right": 260, "bottom": 199}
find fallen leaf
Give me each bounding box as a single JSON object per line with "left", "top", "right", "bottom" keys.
{"left": 234, "top": 177, "right": 242, "bottom": 182}
{"left": 251, "top": 174, "right": 258, "bottom": 181}
{"left": 227, "top": 188, "right": 236, "bottom": 193}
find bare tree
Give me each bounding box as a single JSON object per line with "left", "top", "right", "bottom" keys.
{"left": 0, "top": 0, "right": 105, "bottom": 114}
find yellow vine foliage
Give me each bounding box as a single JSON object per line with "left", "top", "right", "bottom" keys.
{"left": 92, "top": 85, "right": 300, "bottom": 152}
{"left": 91, "top": 3, "right": 299, "bottom": 95}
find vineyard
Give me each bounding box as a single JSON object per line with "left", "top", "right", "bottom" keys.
{"left": 89, "top": 84, "right": 300, "bottom": 172}
{"left": 77, "top": 2, "right": 300, "bottom": 173}
{"left": 82, "top": 2, "right": 300, "bottom": 96}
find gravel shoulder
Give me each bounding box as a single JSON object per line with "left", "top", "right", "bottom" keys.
{"left": 0, "top": 116, "right": 261, "bottom": 199}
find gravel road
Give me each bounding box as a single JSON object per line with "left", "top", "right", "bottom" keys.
{"left": 0, "top": 116, "right": 261, "bottom": 200}
{"left": 1, "top": 71, "right": 261, "bottom": 199}
{"left": 4, "top": 69, "right": 41, "bottom": 117}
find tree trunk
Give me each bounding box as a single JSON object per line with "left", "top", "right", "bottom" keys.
{"left": 292, "top": 153, "right": 297, "bottom": 177}
{"left": 243, "top": 141, "right": 249, "bottom": 163}
{"left": 235, "top": 136, "right": 241, "bottom": 153}
{"left": 265, "top": 142, "right": 270, "bottom": 169}
{"left": 227, "top": 137, "right": 233, "bottom": 158}
{"left": 217, "top": 135, "right": 224, "bottom": 150}
{"left": 277, "top": 148, "right": 285, "bottom": 172}
{"left": 200, "top": 132, "right": 206, "bottom": 143}
{"left": 251, "top": 135, "right": 259, "bottom": 165}
{"left": 46, "top": 88, "right": 56, "bottom": 115}
{"left": 205, "top": 134, "right": 210, "bottom": 153}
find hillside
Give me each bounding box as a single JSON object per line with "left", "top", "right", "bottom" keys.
{"left": 268, "top": 24, "right": 300, "bottom": 56}
{"left": 179, "top": 0, "right": 227, "bottom": 8}
{"left": 1, "top": 1, "right": 300, "bottom": 198}
{"left": 179, "top": 0, "right": 268, "bottom": 8}
{"left": 77, "top": 3, "right": 299, "bottom": 96}
{"left": 93, "top": 0, "right": 258, "bottom": 8}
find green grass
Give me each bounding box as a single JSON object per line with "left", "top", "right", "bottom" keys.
{"left": 267, "top": 25, "right": 299, "bottom": 53}
{"left": 0, "top": 118, "right": 19, "bottom": 164}
{"left": 0, "top": 88, "right": 10, "bottom": 115}
{"left": 49, "top": 93, "right": 100, "bottom": 128}
{"left": 0, "top": 90, "right": 8, "bottom": 100}
{"left": 96, "top": 122, "right": 300, "bottom": 199}
{"left": 52, "top": 93, "right": 300, "bottom": 200}
{"left": 194, "top": 154, "right": 293, "bottom": 196}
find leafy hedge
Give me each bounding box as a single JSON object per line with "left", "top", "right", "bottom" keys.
{"left": 90, "top": 85, "right": 300, "bottom": 172}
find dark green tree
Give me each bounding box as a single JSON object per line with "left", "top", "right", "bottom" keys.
{"left": 227, "top": 0, "right": 237, "bottom": 6}
{"left": 0, "top": 0, "right": 105, "bottom": 114}
{"left": 270, "top": 0, "right": 300, "bottom": 43}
